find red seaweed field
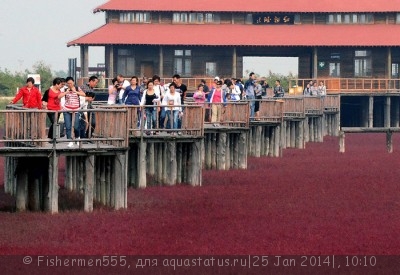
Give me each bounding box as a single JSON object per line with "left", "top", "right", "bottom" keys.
{"left": 0, "top": 133, "right": 399, "bottom": 273}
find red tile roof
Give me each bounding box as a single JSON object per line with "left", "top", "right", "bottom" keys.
{"left": 68, "top": 23, "right": 400, "bottom": 47}
{"left": 94, "top": 0, "right": 400, "bottom": 13}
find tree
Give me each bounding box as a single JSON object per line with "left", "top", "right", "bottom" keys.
{"left": 29, "top": 61, "right": 54, "bottom": 91}
{"left": 0, "top": 69, "right": 25, "bottom": 96}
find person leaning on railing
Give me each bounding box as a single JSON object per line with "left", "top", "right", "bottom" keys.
{"left": 9, "top": 77, "right": 42, "bottom": 109}
{"left": 163, "top": 83, "right": 182, "bottom": 135}
{"left": 208, "top": 80, "right": 227, "bottom": 127}
{"left": 46, "top": 78, "right": 63, "bottom": 140}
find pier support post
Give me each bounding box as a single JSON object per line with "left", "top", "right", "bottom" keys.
{"left": 339, "top": 131, "right": 345, "bottom": 153}
{"left": 84, "top": 155, "right": 95, "bottom": 212}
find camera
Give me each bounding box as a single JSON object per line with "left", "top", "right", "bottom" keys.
{"left": 85, "top": 91, "right": 95, "bottom": 98}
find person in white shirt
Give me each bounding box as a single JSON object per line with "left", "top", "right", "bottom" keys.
{"left": 163, "top": 83, "right": 182, "bottom": 133}
{"left": 116, "top": 74, "right": 130, "bottom": 104}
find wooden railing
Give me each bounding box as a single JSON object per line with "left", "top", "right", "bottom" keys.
{"left": 289, "top": 78, "right": 400, "bottom": 94}
{"left": 283, "top": 97, "right": 305, "bottom": 119}
{"left": 98, "top": 104, "right": 205, "bottom": 137}
{"left": 257, "top": 99, "right": 284, "bottom": 123}
{"left": 4, "top": 107, "right": 48, "bottom": 147}
{"left": 323, "top": 95, "right": 341, "bottom": 112}
{"left": 304, "top": 97, "right": 323, "bottom": 115}
{"left": 1, "top": 95, "right": 341, "bottom": 149}
{"left": 1, "top": 106, "right": 129, "bottom": 148}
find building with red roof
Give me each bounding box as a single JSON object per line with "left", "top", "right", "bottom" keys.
{"left": 68, "top": 0, "right": 400, "bottom": 80}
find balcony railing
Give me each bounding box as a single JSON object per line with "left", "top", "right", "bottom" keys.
{"left": 289, "top": 78, "right": 400, "bottom": 94}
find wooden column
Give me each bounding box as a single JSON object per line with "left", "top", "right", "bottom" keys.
{"left": 297, "top": 120, "right": 304, "bottom": 149}
{"left": 393, "top": 98, "right": 400, "bottom": 127}
{"left": 387, "top": 47, "right": 392, "bottom": 79}
{"left": 138, "top": 140, "right": 147, "bottom": 188}
{"left": 275, "top": 124, "right": 281, "bottom": 157}
{"left": 238, "top": 131, "right": 247, "bottom": 169}
{"left": 189, "top": 141, "right": 202, "bottom": 186}
{"left": 280, "top": 121, "right": 286, "bottom": 149}
{"left": 255, "top": 126, "right": 262, "bottom": 157}
{"left": 166, "top": 141, "right": 177, "bottom": 185}
{"left": 232, "top": 47, "right": 237, "bottom": 78}
{"left": 369, "top": 96, "right": 374, "bottom": 128}
{"left": 159, "top": 46, "right": 164, "bottom": 77}
{"left": 80, "top": 45, "right": 89, "bottom": 78}
{"left": 16, "top": 165, "right": 28, "bottom": 212}
{"left": 114, "top": 153, "right": 127, "bottom": 209}
{"left": 385, "top": 96, "right": 391, "bottom": 128}
{"left": 386, "top": 131, "right": 393, "bottom": 153}
{"left": 285, "top": 121, "right": 291, "bottom": 148}
{"left": 105, "top": 45, "right": 114, "bottom": 78}
{"left": 48, "top": 153, "right": 59, "bottom": 213}
{"left": 217, "top": 132, "right": 227, "bottom": 170}
{"left": 339, "top": 131, "right": 345, "bottom": 153}
{"left": 84, "top": 155, "right": 95, "bottom": 212}
{"left": 304, "top": 117, "right": 309, "bottom": 142}
{"left": 313, "top": 47, "right": 318, "bottom": 79}
{"left": 290, "top": 121, "right": 296, "bottom": 148}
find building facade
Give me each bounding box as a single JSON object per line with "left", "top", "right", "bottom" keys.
{"left": 68, "top": 0, "right": 400, "bottom": 80}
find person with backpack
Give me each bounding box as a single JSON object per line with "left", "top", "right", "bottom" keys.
{"left": 59, "top": 76, "right": 86, "bottom": 147}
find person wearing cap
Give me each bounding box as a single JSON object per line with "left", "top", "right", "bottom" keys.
{"left": 208, "top": 80, "right": 227, "bottom": 126}
{"left": 212, "top": 76, "right": 220, "bottom": 89}
{"left": 244, "top": 72, "right": 257, "bottom": 120}
{"left": 9, "top": 77, "right": 42, "bottom": 109}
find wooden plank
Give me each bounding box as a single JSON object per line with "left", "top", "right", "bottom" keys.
{"left": 341, "top": 127, "right": 400, "bottom": 133}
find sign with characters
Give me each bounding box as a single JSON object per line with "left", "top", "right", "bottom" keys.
{"left": 253, "top": 14, "right": 294, "bottom": 25}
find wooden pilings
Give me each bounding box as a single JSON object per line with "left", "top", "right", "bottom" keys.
{"left": 127, "top": 139, "right": 202, "bottom": 188}
{"left": 339, "top": 127, "right": 400, "bottom": 153}
{"left": 204, "top": 130, "right": 248, "bottom": 170}
{"left": 66, "top": 154, "right": 128, "bottom": 211}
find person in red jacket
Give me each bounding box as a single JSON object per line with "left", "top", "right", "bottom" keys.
{"left": 9, "top": 77, "right": 42, "bottom": 109}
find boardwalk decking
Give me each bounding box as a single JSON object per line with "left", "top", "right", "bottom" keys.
{"left": 1, "top": 96, "right": 341, "bottom": 213}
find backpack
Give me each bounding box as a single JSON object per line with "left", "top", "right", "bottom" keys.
{"left": 41, "top": 89, "right": 50, "bottom": 102}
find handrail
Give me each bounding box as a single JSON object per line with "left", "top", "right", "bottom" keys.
{"left": 1, "top": 106, "right": 129, "bottom": 148}
{"left": 289, "top": 78, "right": 400, "bottom": 94}
{"left": 1, "top": 95, "right": 340, "bottom": 149}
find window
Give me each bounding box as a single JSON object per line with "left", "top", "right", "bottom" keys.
{"left": 174, "top": 49, "right": 191, "bottom": 76}
{"left": 189, "top": 13, "right": 204, "bottom": 23}
{"left": 117, "top": 49, "right": 135, "bottom": 76}
{"left": 245, "top": 14, "right": 253, "bottom": 24}
{"left": 294, "top": 14, "right": 301, "bottom": 24}
{"left": 204, "top": 13, "right": 220, "bottom": 23}
{"left": 392, "top": 63, "right": 399, "bottom": 78}
{"left": 329, "top": 63, "right": 340, "bottom": 77}
{"left": 205, "top": 62, "right": 217, "bottom": 77}
{"left": 120, "top": 12, "right": 150, "bottom": 23}
{"left": 173, "top": 13, "right": 188, "bottom": 23}
{"left": 136, "top": 12, "right": 151, "bottom": 23}
{"left": 173, "top": 13, "right": 220, "bottom": 23}
{"left": 327, "top": 13, "right": 373, "bottom": 24}
{"left": 354, "top": 50, "right": 372, "bottom": 77}
{"left": 397, "top": 13, "right": 400, "bottom": 24}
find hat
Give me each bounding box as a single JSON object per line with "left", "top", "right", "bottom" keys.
{"left": 214, "top": 76, "right": 220, "bottom": 81}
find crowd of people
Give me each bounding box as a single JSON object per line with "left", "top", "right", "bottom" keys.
{"left": 9, "top": 73, "right": 327, "bottom": 140}
{"left": 9, "top": 76, "right": 98, "bottom": 147}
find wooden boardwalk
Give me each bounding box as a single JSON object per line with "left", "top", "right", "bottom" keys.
{"left": 0, "top": 96, "right": 341, "bottom": 213}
